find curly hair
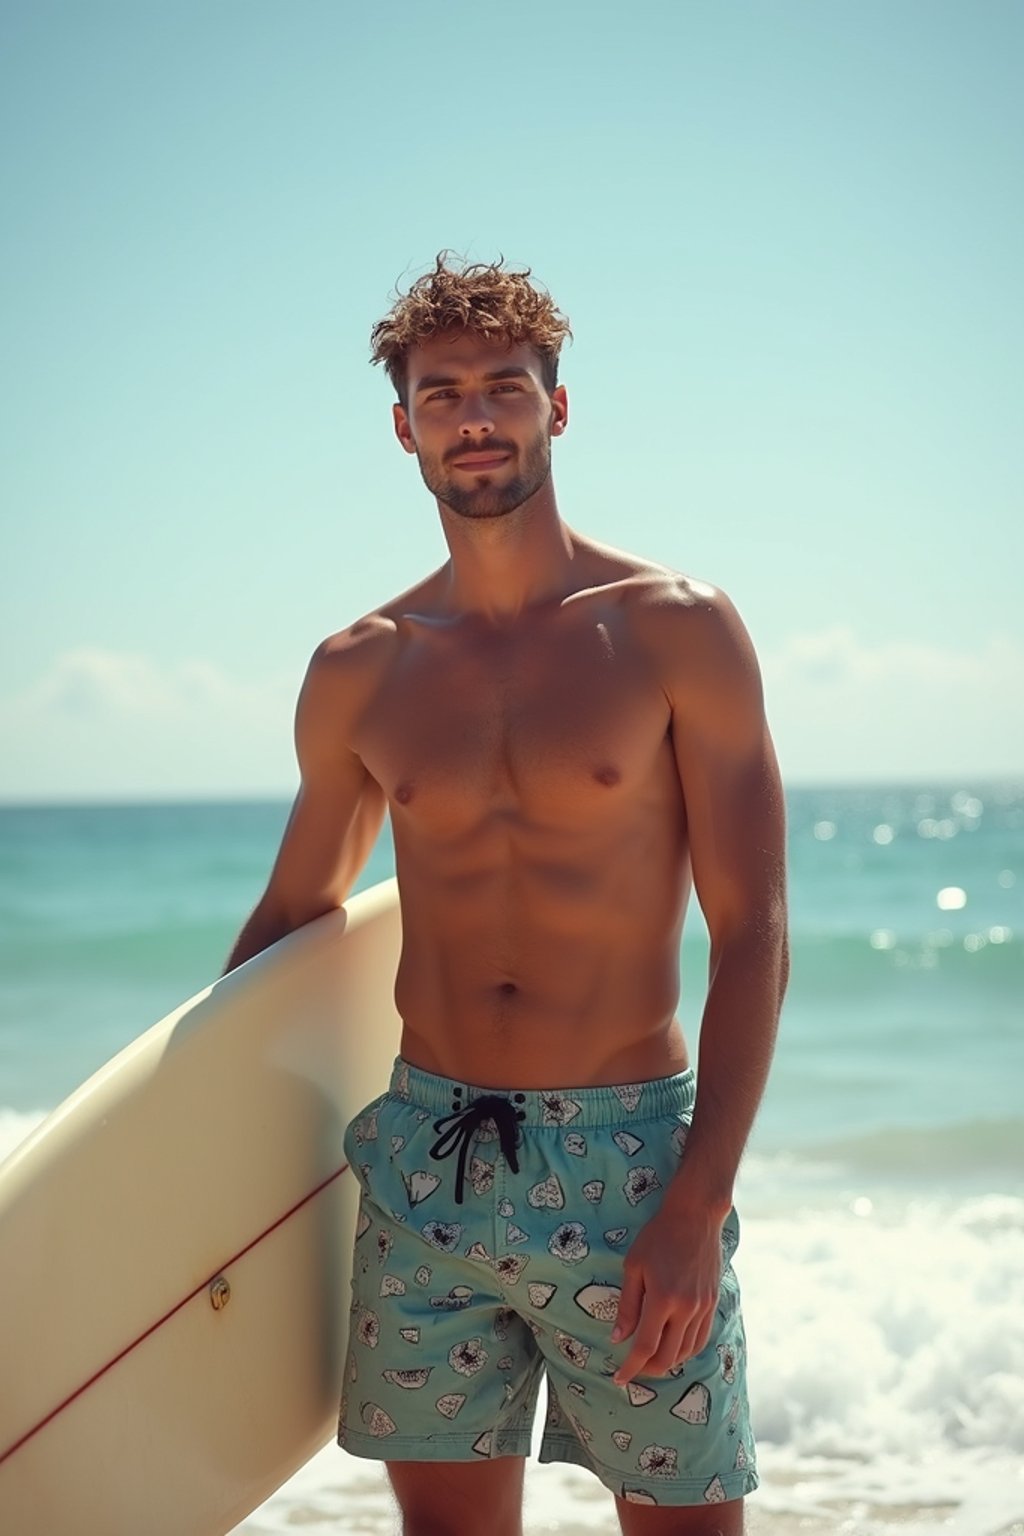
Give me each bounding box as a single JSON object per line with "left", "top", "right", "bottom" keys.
{"left": 370, "top": 250, "right": 573, "bottom": 408}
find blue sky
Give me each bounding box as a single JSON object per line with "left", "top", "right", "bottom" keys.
{"left": 2, "top": 0, "right": 1021, "bottom": 799}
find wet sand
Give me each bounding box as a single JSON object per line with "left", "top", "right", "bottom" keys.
{"left": 232, "top": 1450, "right": 1000, "bottom": 1535}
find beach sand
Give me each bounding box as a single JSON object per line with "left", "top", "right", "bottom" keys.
{"left": 231, "top": 1445, "right": 1012, "bottom": 1535}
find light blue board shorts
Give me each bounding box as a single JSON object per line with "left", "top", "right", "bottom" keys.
{"left": 337, "top": 1058, "right": 757, "bottom": 1508}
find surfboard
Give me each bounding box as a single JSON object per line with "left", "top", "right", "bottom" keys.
{"left": 0, "top": 876, "right": 403, "bottom": 1536}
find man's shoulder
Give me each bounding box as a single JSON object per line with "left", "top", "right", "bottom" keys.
{"left": 316, "top": 565, "right": 450, "bottom": 665}
{"left": 605, "top": 550, "right": 729, "bottom": 634}
{"left": 614, "top": 560, "right": 758, "bottom": 701}
{"left": 316, "top": 610, "right": 398, "bottom": 664}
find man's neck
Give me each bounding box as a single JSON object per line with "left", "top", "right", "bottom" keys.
{"left": 437, "top": 494, "right": 580, "bottom": 624}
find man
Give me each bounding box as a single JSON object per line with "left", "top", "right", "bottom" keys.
{"left": 225, "top": 253, "right": 789, "bottom": 1535}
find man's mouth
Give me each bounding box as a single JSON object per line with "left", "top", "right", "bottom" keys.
{"left": 451, "top": 454, "right": 511, "bottom": 470}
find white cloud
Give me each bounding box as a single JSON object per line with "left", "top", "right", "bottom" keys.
{"left": 1, "top": 649, "right": 298, "bottom": 800}
{"left": 1, "top": 631, "right": 1021, "bottom": 801}
{"left": 22, "top": 648, "right": 291, "bottom": 722}
{"left": 763, "top": 628, "right": 1024, "bottom": 781}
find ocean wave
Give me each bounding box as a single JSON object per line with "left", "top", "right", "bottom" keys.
{"left": 799, "top": 1117, "right": 1024, "bottom": 1178}
{"left": 740, "top": 1201, "right": 1024, "bottom": 1464}
{"left": 0, "top": 1107, "right": 48, "bottom": 1166}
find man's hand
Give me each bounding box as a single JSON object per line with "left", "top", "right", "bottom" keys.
{"left": 610, "top": 1196, "right": 725, "bottom": 1386}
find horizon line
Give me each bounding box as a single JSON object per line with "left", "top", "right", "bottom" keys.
{"left": 1, "top": 772, "right": 1022, "bottom": 812}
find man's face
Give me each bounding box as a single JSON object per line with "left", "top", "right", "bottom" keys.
{"left": 393, "top": 330, "right": 567, "bottom": 520}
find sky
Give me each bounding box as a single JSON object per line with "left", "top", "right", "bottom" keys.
{"left": 1, "top": 0, "right": 1021, "bottom": 801}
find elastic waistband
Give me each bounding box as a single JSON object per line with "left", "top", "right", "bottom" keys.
{"left": 388, "top": 1057, "right": 695, "bottom": 1128}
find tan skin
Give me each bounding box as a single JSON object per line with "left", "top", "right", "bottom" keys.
{"left": 226, "top": 330, "right": 789, "bottom": 1536}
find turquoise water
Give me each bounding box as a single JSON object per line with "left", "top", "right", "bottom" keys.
{"left": 1, "top": 782, "right": 1021, "bottom": 1182}
{"left": 3, "top": 783, "right": 1022, "bottom": 1525}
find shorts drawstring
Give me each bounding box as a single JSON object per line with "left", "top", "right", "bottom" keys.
{"left": 428, "top": 1094, "right": 522, "bottom": 1204}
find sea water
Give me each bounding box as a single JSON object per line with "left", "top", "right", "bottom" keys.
{"left": 1, "top": 783, "right": 1021, "bottom": 1533}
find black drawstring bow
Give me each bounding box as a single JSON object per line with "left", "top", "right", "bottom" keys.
{"left": 428, "top": 1094, "right": 522, "bottom": 1204}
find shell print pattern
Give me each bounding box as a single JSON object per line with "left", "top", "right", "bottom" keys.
{"left": 429, "top": 1285, "right": 473, "bottom": 1311}
{"left": 527, "top": 1173, "right": 565, "bottom": 1210}
{"left": 340, "top": 1070, "right": 756, "bottom": 1499}
{"left": 355, "top": 1309, "right": 380, "bottom": 1349}
{"left": 548, "top": 1221, "right": 590, "bottom": 1264}
{"left": 670, "top": 1383, "right": 711, "bottom": 1424}
{"left": 448, "top": 1337, "right": 488, "bottom": 1377}
{"left": 717, "top": 1343, "right": 737, "bottom": 1382}
{"left": 622, "top": 1166, "right": 661, "bottom": 1206}
{"left": 573, "top": 1282, "right": 621, "bottom": 1323}
{"left": 555, "top": 1330, "right": 591, "bottom": 1369}
{"left": 540, "top": 1094, "right": 583, "bottom": 1126}
{"left": 491, "top": 1253, "right": 530, "bottom": 1285}
{"left": 403, "top": 1170, "right": 441, "bottom": 1206}
{"left": 381, "top": 1368, "right": 432, "bottom": 1389}
{"left": 360, "top": 1402, "right": 397, "bottom": 1437}
{"left": 420, "top": 1220, "right": 463, "bottom": 1251}
{"left": 527, "top": 1281, "right": 557, "bottom": 1308}
{"left": 637, "top": 1444, "right": 679, "bottom": 1478}
{"left": 469, "top": 1156, "right": 495, "bottom": 1196}
{"left": 351, "top": 1111, "right": 379, "bottom": 1147}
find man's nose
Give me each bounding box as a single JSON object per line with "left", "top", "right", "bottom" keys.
{"left": 457, "top": 393, "right": 496, "bottom": 434}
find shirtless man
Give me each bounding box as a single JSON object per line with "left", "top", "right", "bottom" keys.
{"left": 225, "top": 254, "right": 789, "bottom": 1535}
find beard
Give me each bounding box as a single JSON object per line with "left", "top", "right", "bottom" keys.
{"left": 414, "top": 427, "right": 553, "bottom": 520}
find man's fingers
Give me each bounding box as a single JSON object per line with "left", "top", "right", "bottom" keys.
{"left": 610, "top": 1267, "right": 643, "bottom": 1344}
{"left": 613, "top": 1319, "right": 667, "bottom": 1387}
{"left": 675, "top": 1301, "right": 716, "bottom": 1366}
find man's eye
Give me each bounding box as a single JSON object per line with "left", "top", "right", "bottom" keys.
{"left": 426, "top": 385, "right": 519, "bottom": 401}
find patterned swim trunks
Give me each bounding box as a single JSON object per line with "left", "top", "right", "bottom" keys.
{"left": 337, "top": 1057, "right": 758, "bottom": 1508}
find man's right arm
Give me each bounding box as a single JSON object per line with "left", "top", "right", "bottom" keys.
{"left": 221, "top": 631, "right": 388, "bottom": 976}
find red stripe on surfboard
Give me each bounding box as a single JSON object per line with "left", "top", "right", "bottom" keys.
{"left": 0, "top": 1160, "right": 352, "bottom": 1467}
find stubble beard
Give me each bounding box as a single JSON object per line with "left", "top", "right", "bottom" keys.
{"left": 415, "top": 428, "right": 553, "bottom": 521}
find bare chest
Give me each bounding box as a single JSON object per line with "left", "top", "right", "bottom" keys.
{"left": 354, "top": 616, "right": 673, "bottom": 827}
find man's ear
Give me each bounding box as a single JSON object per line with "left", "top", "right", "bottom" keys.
{"left": 549, "top": 385, "right": 569, "bottom": 438}
{"left": 393, "top": 403, "right": 417, "bottom": 455}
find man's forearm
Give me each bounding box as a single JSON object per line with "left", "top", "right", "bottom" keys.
{"left": 664, "top": 919, "right": 790, "bottom": 1216}
{"left": 221, "top": 902, "right": 297, "bottom": 978}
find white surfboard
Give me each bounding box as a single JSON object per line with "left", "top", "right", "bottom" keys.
{"left": 0, "top": 877, "right": 403, "bottom": 1536}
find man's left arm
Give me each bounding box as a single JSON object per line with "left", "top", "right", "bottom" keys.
{"left": 612, "top": 581, "right": 790, "bottom": 1383}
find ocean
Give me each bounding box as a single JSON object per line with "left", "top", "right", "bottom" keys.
{"left": 1, "top": 782, "right": 1021, "bottom": 1535}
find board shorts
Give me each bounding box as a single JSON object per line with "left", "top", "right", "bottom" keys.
{"left": 337, "top": 1057, "right": 758, "bottom": 1508}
